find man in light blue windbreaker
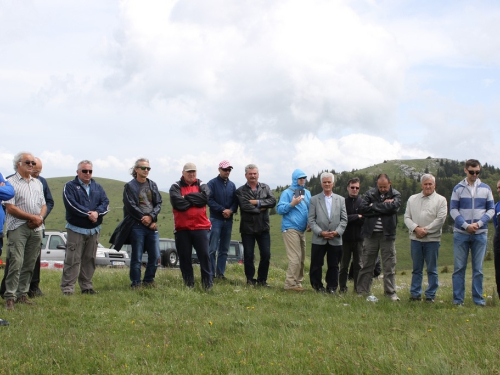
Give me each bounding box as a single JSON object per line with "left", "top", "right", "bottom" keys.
{"left": 450, "top": 159, "right": 495, "bottom": 306}
{"left": 277, "top": 169, "right": 311, "bottom": 291}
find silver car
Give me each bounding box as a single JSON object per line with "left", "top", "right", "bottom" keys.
{"left": 42, "top": 231, "right": 130, "bottom": 267}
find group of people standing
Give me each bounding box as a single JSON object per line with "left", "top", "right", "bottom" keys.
{"left": 277, "top": 159, "right": 499, "bottom": 307}
{"left": 1, "top": 155, "right": 500, "bottom": 326}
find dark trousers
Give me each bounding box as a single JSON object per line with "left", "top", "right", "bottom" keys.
{"left": 175, "top": 229, "right": 212, "bottom": 288}
{"left": 310, "top": 243, "right": 342, "bottom": 291}
{"left": 494, "top": 232, "right": 500, "bottom": 297}
{"left": 1, "top": 248, "right": 41, "bottom": 298}
{"left": 241, "top": 232, "right": 271, "bottom": 282}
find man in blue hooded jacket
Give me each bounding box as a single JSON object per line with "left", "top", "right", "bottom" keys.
{"left": 277, "top": 169, "right": 311, "bottom": 291}
{"left": 0, "top": 171, "right": 15, "bottom": 325}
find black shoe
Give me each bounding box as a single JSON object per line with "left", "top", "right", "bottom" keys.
{"left": 425, "top": 297, "right": 435, "bottom": 303}
{"left": 409, "top": 296, "right": 422, "bottom": 302}
{"left": 27, "top": 287, "right": 43, "bottom": 298}
{"left": 142, "top": 282, "right": 156, "bottom": 288}
{"left": 62, "top": 292, "right": 73, "bottom": 296}
{"left": 0, "top": 318, "right": 9, "bottom": 326}
{"left": 326, "top": 288, "right": 337, "bottom": 295}
{"left": 315, "top": 286, "right": 326, "bottom": 293}
{"left": 81, "top": 289, "right": 98, "bottom": 295}
{"left": 257, "top": 280, "right": 270, "bottom": 287}
{"left": 247, "top": 279, "right": 256, "bottom": 286}
{"left": 215, "top": 275, "right": 227, "bottom": 281}
{"left": 339, "top": 287, "right": 348, "bottom": 294}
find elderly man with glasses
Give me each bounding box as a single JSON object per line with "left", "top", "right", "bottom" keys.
{"left": 450, "top": 159, "right": 495, "bottom": 306}
{"left": 2, "top": 152, "right": 46, "bottom": 310}
{"left": 61, "top": 160, "right": 109, "bottom": 295}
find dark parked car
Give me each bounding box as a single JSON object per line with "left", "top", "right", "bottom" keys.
{"left": 191, "top": 240, "right": 244, "bottom": 264}
{"left": 114, "top": 238, "right": 179, "bottom": 268}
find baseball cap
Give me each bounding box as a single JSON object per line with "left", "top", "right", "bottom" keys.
{"left": 219, "top": 160, "right": 233, "bottom": 169}
{"left": 183, "top": 162, "right": 197, "bottom": 172}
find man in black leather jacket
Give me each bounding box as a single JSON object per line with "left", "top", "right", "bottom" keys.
{"left": 236, "top": 164, "right": 276, "bottom": 287}
{"left": 356, "top": 174, "right": 401, "bottom": 301}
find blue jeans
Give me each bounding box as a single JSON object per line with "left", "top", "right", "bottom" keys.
{"left": 410, "top": 240, "right": 440, "bottom": 299}
{"left": 452, "top": 232, "right": 487, "bottom": 305}
{"left": 241, "top": 232, "right": 271, "bottom": 282}
{"left": 209, "top": 218, "right": 233, "bottom": 277}
{"left": 129, "top": 224, "right": 160, "bottom": 287}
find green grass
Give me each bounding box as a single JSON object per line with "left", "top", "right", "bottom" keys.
{"left": 1, "top": 257, "right": 499, "bottom": 374}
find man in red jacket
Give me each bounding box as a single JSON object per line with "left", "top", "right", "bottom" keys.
{"left": 170, "top": 163, "right": 212, "bottom": 290}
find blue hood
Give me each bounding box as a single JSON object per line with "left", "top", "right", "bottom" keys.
{"left": 290, "top": 169, "right": 307, "bottom": 190}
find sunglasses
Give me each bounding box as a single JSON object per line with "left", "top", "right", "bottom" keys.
{"left": 24, "top": 160, "right": 37, "bottom": 166}
{"left": 81, "top": 170, "right": 93, "bottom": 174}
{"left": 221, "top": 168, "right": 232, "bottom": 172}
{"left": 138, "top": 167, "right": 151, "bottom": 171}
{"left": 467, "top": 170, "right": 481, "bottom": 175}
{"left": 349, "top": 186, "right": 360, "bottom": 190}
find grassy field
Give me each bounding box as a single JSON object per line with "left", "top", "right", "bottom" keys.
{"left": 1, "top": 259, "right": 499, "bottom": 374}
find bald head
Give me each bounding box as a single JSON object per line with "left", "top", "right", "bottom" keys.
{"left": 31, "top": 157, "right": 43, "bottom": 179}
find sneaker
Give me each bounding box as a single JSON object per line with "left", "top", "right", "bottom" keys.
{"left": 5, "top": 299, "right": 14, "bottom": 311}
{"left": 27, "top": 287, "right": 43, "bottom": 298}
{"left": 81, "top": 289, "right": 99, "bottom": 295}
{"left": 16, "top": 295, "right": 36, "bottom": 305}
{"left": 425, "top": 297, "right": 435, "bottom": 303}
{"left": 366, "top": 295, "right": 378, "bottom": 302}
{"left": 452, "top": 302, "right": 464, "bottom": 307}
{"left": 63, "top": 292, "right": 73, "bottom": 296}
{"left": 388, "top": 294, "right": 400, "bottom": 301}
{"left": 409, "top": 296, "right": 422, "bottom": 302}
{"left": 0, "top": 318, "right": 9, "bottom": 326}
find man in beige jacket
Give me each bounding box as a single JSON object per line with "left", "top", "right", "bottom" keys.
{"left": 404, "top": 174, "right": 447, "bottom": 302}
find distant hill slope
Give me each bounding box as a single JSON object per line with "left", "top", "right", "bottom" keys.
{"left": 353, "top": 157, "right": 450, "bottom": 179}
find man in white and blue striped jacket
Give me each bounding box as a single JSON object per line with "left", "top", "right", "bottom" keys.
{"left": 450, "top": 159, "right": 495, "bottom": 306}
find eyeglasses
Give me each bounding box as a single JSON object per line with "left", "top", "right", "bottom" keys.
{"left": 81, "top": 170, "right": 93, "bottom": 174}
{"left": 138, "top": 167, "right": 151, "bottom": 171}
{"left": 467, "top": 170, "right": 481, "bottom": 175}
{"left": 221, "top": 168, "right": 232, "bottom": 172}
{"left": 349, "top": 186, "right": 360, "bottom": 190}
{"left": 298, "top": 177, "right": 306, "bottom": 180}
{"left": 24, "top": 160, "right": 37, "bottom": 166}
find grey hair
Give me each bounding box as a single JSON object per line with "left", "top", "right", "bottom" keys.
{"left": 77, "top": 160, "right": 93, "bottom": 171}
{"left": 320, "top": 172, "right": 334, "bottom": 182}
{"left": 13, "top": 151, "right": 32, "bottom": 171}
{"left": 131, "top": 158, "right": 150, "bottom": 178}
{"left": 245, "top": 164, "right": 259, "bottom": 173}
{"left": 420, "top": 174, "right": 435, "bottom": 183}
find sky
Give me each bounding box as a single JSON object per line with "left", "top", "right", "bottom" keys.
{"left": 1, "top": 0, "right": 500, "bottom": 189}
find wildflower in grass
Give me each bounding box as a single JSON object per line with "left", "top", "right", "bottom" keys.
{"left": 466, "top": 319, "right": 469, "bottom": 322}
{"left": 131, "top": 320, "right": 135, "bottom": 324}
{"left": 428, "top": 329, "right": 432, "bottom": 332}
{"left": 200, "top": 353, "right": 204, "bottom": 357}
{"left": 147, "top": 345, "right": 150, "bottom": 348}
{"left": 408, "top": 368, "right": 412, "bottom": 371}
{"left": 209, "top": 321, "right": 213, "bottom": 325}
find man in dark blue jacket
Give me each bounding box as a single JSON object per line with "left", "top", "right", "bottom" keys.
{"left": 207, "top": 160, "right": 238, "bottom": 280}
{"left": 61, "top": 160, "right": 109, "bottom": 295}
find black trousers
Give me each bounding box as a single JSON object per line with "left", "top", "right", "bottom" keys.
{"left": 310, "top": 243, "right": 342, "bottom": 291}
{"left": 175, "top": 229, "right": 212, "bottom": 288}
{"left": 494, "top": 232, "right": 500, "bottom": 297}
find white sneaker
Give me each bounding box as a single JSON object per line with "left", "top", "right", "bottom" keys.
{"left": 366, "top": 295, "right": 378, "bottom": 302}
{"left": 389, "top": 294, "right": 400, "bottom": 301}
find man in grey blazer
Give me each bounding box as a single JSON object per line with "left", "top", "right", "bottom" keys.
{"left": 308, "top": 172, "right": 348, "bottom": 293}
